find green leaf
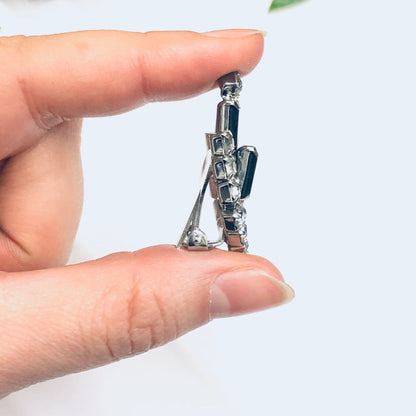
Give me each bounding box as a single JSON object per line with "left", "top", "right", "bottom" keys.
{"left": 269, "top": 0, "right": 308, "bottom": 12}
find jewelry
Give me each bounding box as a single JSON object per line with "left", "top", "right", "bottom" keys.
{"left": 177, "top": 72, "right": 258, "bottom": 253}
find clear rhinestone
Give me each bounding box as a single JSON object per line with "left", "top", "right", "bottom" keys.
{"left": 222, "top": 87, "right": 240, "bottom": 101}
{"left": 218, "top": 180, "right": 240, "bottom": 204}
{"left": 188, "top": 229, "right": 207, "bottom": 247}
{"left": 228, "top": 179, "right": 241, "bottom": 202}
{"left": 224, "top": 157, "right": 237, "bottom": 177}
{"left": 238, "top": 223, "right": 247, "bottom": 237}
{"left": 218, "top": 184, "right": 230, "bottom": 203}
{"left": 220, "top": 73, "right": 242, "bottom": 101}
{"left": 211, "top": 133, "right": 234, "bottom": 156}
{"left": 214, "top": 157, "right": 238, "bottom": 181}
{"left": 241, "top": 235, "right": 249, "bottom": 250}
{"left": 232, "top": 204, "right": 247, "bottom": 227}
{"left": 213, "top": 161, "right": 226, "bottom": 180}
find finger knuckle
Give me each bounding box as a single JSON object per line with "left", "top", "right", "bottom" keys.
{"left": 85, "top": 252, "right": 177, "bottom": 362}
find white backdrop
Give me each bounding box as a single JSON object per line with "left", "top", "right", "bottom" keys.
{"left": 0, "top": 0, "right": 415, "bottom": 415}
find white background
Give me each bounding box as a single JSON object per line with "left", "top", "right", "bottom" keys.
{"left": 0, "top": 0, "right": 415, "bottom": 415}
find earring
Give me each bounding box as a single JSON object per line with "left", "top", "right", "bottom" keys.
{"left": 177, "top": 72, "right": 258, "bottom": 253}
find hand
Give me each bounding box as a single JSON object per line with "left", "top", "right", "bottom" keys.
{"left": 0, "top": 29, "right": 294, "bottom": 398}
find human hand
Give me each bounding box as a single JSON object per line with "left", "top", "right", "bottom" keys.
{"left": 0, "top": 29, "right": 294, "bottom": 398}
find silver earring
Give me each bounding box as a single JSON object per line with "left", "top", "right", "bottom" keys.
{"left": 177, "top": 72, "right": 258, "bottom": 253}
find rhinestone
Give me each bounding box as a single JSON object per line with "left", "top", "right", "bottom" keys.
{"left": 238, "top": 223, "right": 247, "bottom": 236}
{"left": 241, "top": 235, "right": 249, "bottom": 250}
{"left": 213, "top": 157, "right": 237, "bottom": 181}
{"left": 214, "top": 157, "right": 237, "bottom": 180}
{"left": 219, "top": 72, "right": 242, "bottom": 102}
{"left": 188, "top": 229, "right": 207, "bottom": 247}
{"left": 224, "top": 157, "right": 237, "bottom": 177}
{"left": 232, "top": 204, "right": 247, "bottom": 227}
{"left": 213, "top": 161, "right": 226, "bottom": 180}
{"left": 228, "top": 179, "right": 241, "bottom": 201}
{"left": 237, "top": 146, "right": 258, "bottom": 200}
{"left": 219, "top": 184, "right": 232, "bottom": 203}
{"left": 211, "top": 133, "right": 234, "bottom": 156}
{"left": 218, "top": 180, "right": 240, "bottom": 204}
{"left": 227, "top": 105, "right": 239, "bottom": 143}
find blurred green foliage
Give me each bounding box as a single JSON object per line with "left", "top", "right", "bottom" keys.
{"left": 269, "top": 0, "right": 308, "bottom": 12}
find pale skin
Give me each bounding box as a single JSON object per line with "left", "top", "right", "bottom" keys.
{"left": 0, "top": 29, "right": 294, "bottom": 398}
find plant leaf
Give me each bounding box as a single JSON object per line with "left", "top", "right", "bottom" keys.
{"left": 269, "top": 0, "right": 308, "bottom": 12}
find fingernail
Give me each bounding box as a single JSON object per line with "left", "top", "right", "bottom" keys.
{"left": 209, "top": 270, "right": 295, "bottom": 319}
{"left": 203, "top": 29, "right": 267, "bottom": 39}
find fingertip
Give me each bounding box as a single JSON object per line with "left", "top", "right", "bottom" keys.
{"left": 201, "top": 29, "right": 265, "bottom": 76}
{"left": 17, "top": 29, "right": 265, "bottom": 120}
{"left": 147, "top": 245, "right": 293, "bottom": 320}
{"left": 202, "top": 29, "right": 266, "bottom": 38}
{"left": 209, "top": 270, "right": 295, "bottom": 319}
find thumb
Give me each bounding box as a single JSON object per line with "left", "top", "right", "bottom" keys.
{"left": 0, "top": 245, "right": 294, "bottom": 397}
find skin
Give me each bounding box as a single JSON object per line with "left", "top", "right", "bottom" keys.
{"left": 0, "top": 29, "right": 294, "bottom": 398}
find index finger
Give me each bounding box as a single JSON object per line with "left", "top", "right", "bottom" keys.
{"left": 0, "top": 29, "right": 264, "bottom": 155}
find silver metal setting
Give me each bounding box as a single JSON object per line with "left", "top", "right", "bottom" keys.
{"left": 177, "top": 72, "right": 258, "bottom": 253}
